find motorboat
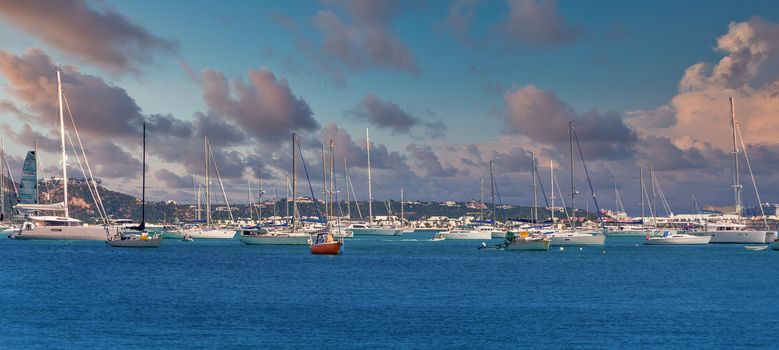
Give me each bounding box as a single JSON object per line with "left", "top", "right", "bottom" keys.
{"left": 547, "top": 230, "right": 606, "bottom": 246}
{"left": 348, "top": 223, "right": 401, "bottom": 236}
{"left": 440, "top": 227, "right": 492, "bottom": 240}
{"left": 703, "top": 222, "right": 775, "bottom": 244}
{"left": 744, "top": 245, "right": 768, "bottom": 251}
{"left": 501, "top": 231, "right": 550, "bottom": 251}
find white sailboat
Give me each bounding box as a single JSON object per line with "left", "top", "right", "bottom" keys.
{"left": 241, "top": 133, "right": 310, "bottom": 245}
{"left": 704, "top": 98, "right": 775, "bottom": 244}
{"left": 107, "top": 123, "right": 162, "bottom": 248}
{"left": 548, "top": 122, "right": 605, "bottom": 246}
{"left": 440, "top": 227, "right": 492, "bottom": 240}
{"left": 349, "top": 128, "right": 401, "bottom": 236}
{"left": 10, "top": 68, "right": 110, "bottom": 241}
{"left": 645, "top": 230, "right": 710, "bottom": 245}
{"left": 183, "top": 135, "right": 236, "bottom": 240}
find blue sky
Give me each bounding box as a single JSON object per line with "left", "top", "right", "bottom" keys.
{"left": 2, "top": 0, "right": 779, "bottom": 215}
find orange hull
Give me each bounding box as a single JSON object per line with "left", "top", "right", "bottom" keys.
{"left": 310, "top": 241, "right": 342, "bottom": 255}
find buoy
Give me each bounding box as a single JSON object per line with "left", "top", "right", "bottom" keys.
{"left": 559, "top": 247, "right": 564, "bottom": 251}
{"left": 579, "top": 247, "right": 583, "bottom": 251}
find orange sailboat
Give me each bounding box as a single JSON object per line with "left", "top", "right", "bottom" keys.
{"left": 309, "top": 139, "right": 344, "bottom": 255}
{"left": 310, "top": 231, "right": 343, "bottom": 255}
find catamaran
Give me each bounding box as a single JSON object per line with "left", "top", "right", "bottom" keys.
{"left": 702, "top": 98, "right": 775, "bottom": 244}
{"left": 10, "top": 68, "right": 111, "bottom": 241}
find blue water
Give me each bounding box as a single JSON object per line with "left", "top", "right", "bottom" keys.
{"left": 1, "top": 234, "right": 776, "bottom": 349}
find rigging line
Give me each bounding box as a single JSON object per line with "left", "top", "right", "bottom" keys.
{"left": 735, "top": 121, "right": 769, "bottom": 230}
{"left": 207, "top": 141, "right": 234, "bottom": 223}
{"left": 63, "top": 94, "right": 108, "bottom": 224}
{"left": 553, "top": 172, "right": 572, "bottom": 225}
{"left": 295, "top": 139, "right": 324, "bottom": 222}
{"left": 572, "top": 124, "right": 604, "bottom": 229}
{"left": 65, "top": 130, "right": 106, "bottom": 222}
{"left": 535, "top": 160, "right": 550, "bottom": 209}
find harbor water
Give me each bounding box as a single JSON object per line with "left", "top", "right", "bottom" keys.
{"left": 0, "top": 233, "right": 776, "bottom": 349}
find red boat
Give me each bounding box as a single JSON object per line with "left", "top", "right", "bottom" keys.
{"left": 310, "top": 232, "right": 343, "bottom": 255}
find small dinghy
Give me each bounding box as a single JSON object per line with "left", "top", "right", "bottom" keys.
{"left": 744, "top": 245, "right": 768, "bottom": 251}
{"left": 430, "top": 232, "right": 445, "bottom": 241}
{"left": 182, "top": 234, "right": 194, "bottom": 242}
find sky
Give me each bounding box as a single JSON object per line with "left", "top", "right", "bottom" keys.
{"left": 1, "top": 0, "right": 779, "bottom": 216}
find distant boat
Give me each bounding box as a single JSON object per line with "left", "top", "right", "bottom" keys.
{"left": 310, "top": 231, "right": 343, "bottom": 254}
{"left": 644, "top": 230, "right": 710, "bottom": 245}
{"left": 440, "top": 226, "right": 492, "bottom": 240}
{"left": 107, "top": 123, "right": 162, "bottom": 248}
{"left": 549, "top": 230, "right": 606, "bottom": 246}
{"left": 351, "top": 128, "right": 402, "bottom": 237}
{"left": 501, "top": 231, "right": 550, "bottom": 251}
{"left": 430, "top": 232, "right": 445, "bottom": 241}
{"left": 180, "top": 134, "right": 237, "bottom": 240}
{"left": 744, "top": 245, "right": 767, "bottom": 251}
{"left": 310, "top": 139, "right": 343, "bottom": 255}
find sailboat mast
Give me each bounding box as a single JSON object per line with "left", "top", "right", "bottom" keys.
{"left": 344, "top": 157, "right": 350, "bottom": 219}
{"left": 204, "top": 134, "right": 211, "bottom": 225}
{"left": 532, "top": 152, "right": 537, "bottom": 224}
{"left": 640, "top": 166, "right": 644, "bottom": 226}
{"left": 490, "top": 160, "right": 495, "bottom": 223}
{"left": 400, "top": 188, "right": 404, "bottom": 224}
{"left": 550, "top": 160, "right": 555, "bottom": 223}
{"left": 480, "top": 176, "right": 484, "bottom": 220}
{"left": 141, "top": 123, "right": 146, "bottom": 224}
{"left": 292, "top": 133, "right": 297, "bottom": 230}
{"left": 258, "top": 165, "right": 262, "bottom": 223}
{"left": 730, "top": 97, "right": 742, "bottom": 219}
{"left": 330, "top": 139, "right": 335, "bottom": 225}
{"left": 366, "top": 128, "right": 373, "bottom": 224}
{"left": 57, "top": 68, "right": 68, "bottom": 217}
{"left": 569, "top": 121, "right": 574, "bottom": 228}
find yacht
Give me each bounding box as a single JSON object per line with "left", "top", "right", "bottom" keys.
{"left": 501, "top": 231, "right": 550, "bottom": 251}
{"left": 440, "top": 226, "right": 492, "bottom": 240}
{"left": 704, "top": 222, "right": 775, "bottom": 244}
{"left": 644, "top": 230, "right": 710, "bottom": 245}
{"left": 239, "top": 225, "right": 311, "bottom": 245}
{"left": 348, "top": 223, "right": 401, "bottom": 236}
{"left": 547, "top": 229, "right": 606, "bottom": 246}
{"left": 10, "top": 69, "right": 111, "bottom": 241}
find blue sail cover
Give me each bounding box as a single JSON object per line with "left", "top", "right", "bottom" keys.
{"left": 17, "top": 151, "right": 37, "bottom": 204}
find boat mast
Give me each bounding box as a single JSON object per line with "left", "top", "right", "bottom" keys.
{"left": 569, "top": 121, "right": 575, "bottom": 229}
{"left": 531, "top": 152, "right": 537, "bottom": 224}
{"left": 640, "top": 166, "right": 644, "bottom": 227}
{"left": 400, "top": 188, "right": 404, "bottom": 225}
{"left": 550, "top": 160, "right": 555, "bottom": 223}
{"left": 480, "top": 176, "right": 484, "bottom": 220}
{"left": 344, "top": 157, "right": 350, "bottom": 219}
{"left": 321, "top": 143, "right": 327, "bottom": 221}
{"left": 490, "top": 160, "right": 495, "bottom": 223}
{"left": 366, "top": 128, "right": 373, "bottom": 224}
{"left": 204, "top": 134, "right": 211, "bottom": 226}
{"left": 141, "top": 123, "right": 146, "bottom": 226}
{"left": 57, "top": 68, "right": 69, "bottom": 217}
{"left": 329, "top": 139, "right": 335, "bottom": 226}
{"left": 730, "top": 97, "right": 742, "bottom": 220}
{"left": 292, "top": 133, "right": 297, "bottom": 230}
{"left": 258, "top": 164, "right": 263, "bottom": 222}
{"left": 1, "top": 140, "right": 4, "bottom": 220}
{"left": 650, "top": 164, "right": 657, "bottom": 228}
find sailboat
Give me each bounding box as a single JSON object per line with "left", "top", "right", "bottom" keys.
{"left": 107, "top": 123, "right": 162, "bottom": 248}
{"left": 547, "top": 121, "right": 606, "bottom": 246}
{"left": 703, "top": 98, "right": 775, "bottom": 244}
{"left": 10, "top": 68, "right": 110, "bottom": 241}
{"left": 502, "top": 153, "right": 550, "bottom": 251}
{"left": 310, "top": 139, "right": 344, "bottom": 255}
{"left": 644, "top": 165, "right": 710, "bottom": 245}
{"left": 181, "top": 135, "right": 236, "bottom": 239}
{"left": 349, "top": 128, "right": 401, "bottom": 236}
{"left": 241, "top": 133, "right": 311, "bottom": 245}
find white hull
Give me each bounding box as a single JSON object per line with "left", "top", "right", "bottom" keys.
{"left": 491, "top": 230, "right": 507, "bottom": 239}
{"left": 707, "top": 230, "right": 775, "bottom": 244}
{"left": 606, "top": 230, "right": 646, "bottom": 237}
{"left": 645, "top": 235, "right": 710, "bottom": 245}
{"left": 504, "top": 239, "right": 550, "bottom": 251}
{"left": 186, "top": 228, "right": 236, "bottom": 239}
{"left": 350, "top": 227, "right": 401, "bottom": 236}
{"left": 549, "top": 232, "right": 605, "bottom": 246}
{"left": 107, "top": 237, "right": 163, "bottom": 248}
{"left": 441, "top": 230, "right": 492, "bottom": 240}
{"left": 10, "top": 225, "right": 110, "bottom": 241}
{"left": 240, "top": 233, "right": 311, "bottom": 245}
